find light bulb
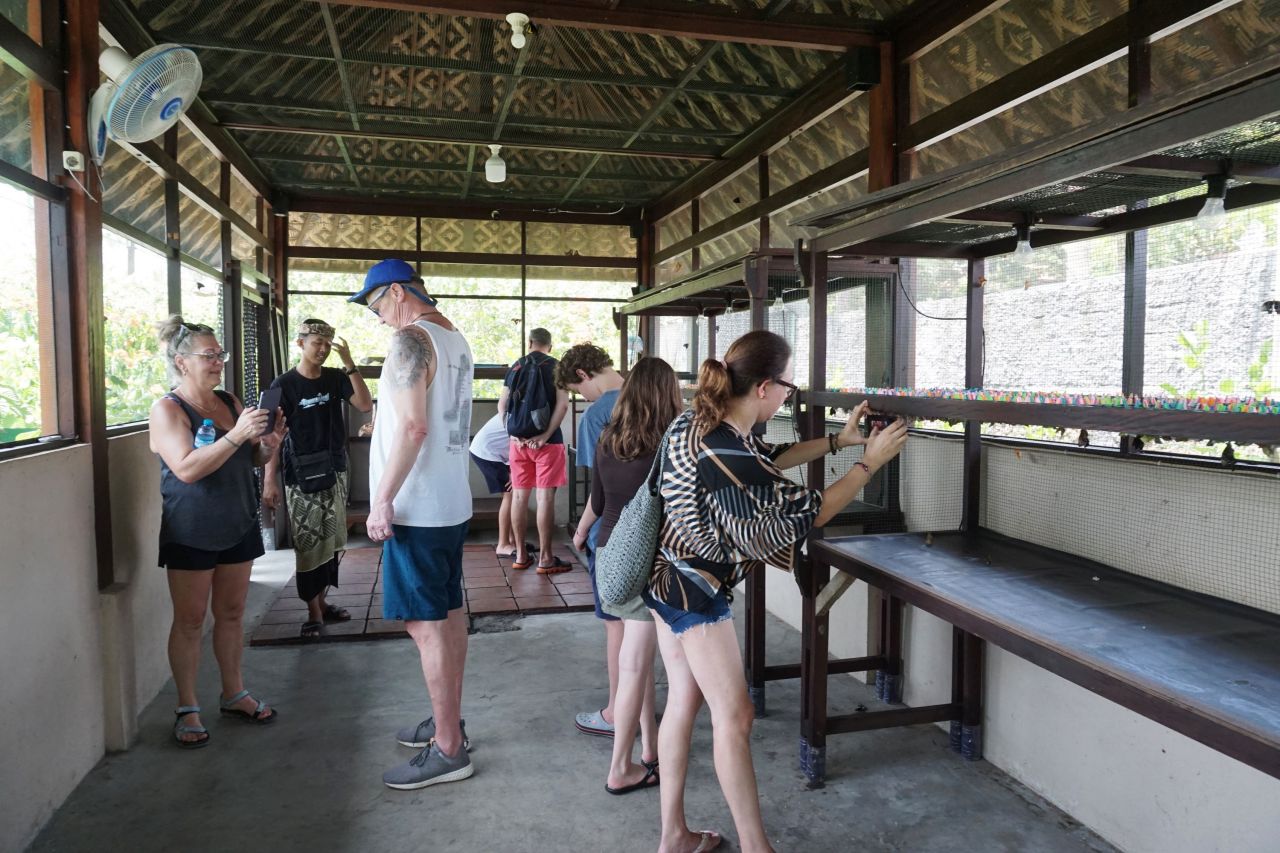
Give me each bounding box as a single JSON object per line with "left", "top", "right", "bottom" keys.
{"left": 485, "top": 144, "right": 506, "bottom": 183}
{"left": 1014, "top": 237, "right": 1034, "bottom": 259}
{"left": 506, "top": 12, "right": 530, "bottom": 51}
{"left": 1195, "top": 195, "right": 1227, "bottom": 231}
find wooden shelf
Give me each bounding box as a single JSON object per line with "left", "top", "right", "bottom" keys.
{"left": 804, "top": 391, "right": 1279, "bottom": 446}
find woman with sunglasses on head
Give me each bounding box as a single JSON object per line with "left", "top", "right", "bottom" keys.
{"left": 150, "top": 315, "right": 289, "bottom": 749}
{"left": 644, "top": 329, "right": 908, "bottom": 853}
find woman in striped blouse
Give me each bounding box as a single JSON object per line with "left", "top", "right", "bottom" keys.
{"left": 643, "top": 330, "right": 908, "bottom": 853}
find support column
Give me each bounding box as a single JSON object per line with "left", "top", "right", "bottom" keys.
{"left": 962, "top": 258, "right": 985, "bottom": 533}
{"left": 743, "top": 253, "right": 770, "bottom": 717}
{"left": 164, "top": 127, "right": 181, "bottom": 314}
{"left": 66, "top": 0, "right": 113, "bottom": 589}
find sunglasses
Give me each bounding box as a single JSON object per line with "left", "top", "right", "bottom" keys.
{"left": 367, "top": 286, "right": 391, "bottom": 315}
{"left": 182, "top": 349, "right": 231, "bottom": 363}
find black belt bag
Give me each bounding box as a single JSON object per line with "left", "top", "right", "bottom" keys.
{"left": 292, "top": 449, "right": 337, "bottom": 494}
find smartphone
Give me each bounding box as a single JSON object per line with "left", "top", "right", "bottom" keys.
{"left": 859, "top": 410, "right": 897, "bottom": 438}
{"left": 257, "top": 387, "right": 283, "bottom": 435}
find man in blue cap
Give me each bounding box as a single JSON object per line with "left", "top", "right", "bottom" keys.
{"left": 350, "top": 259, "right": 477, "bottom": 790}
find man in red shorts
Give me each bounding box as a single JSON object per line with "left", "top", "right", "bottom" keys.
{"left": 499, "top": 328, "right": 571, "bottom": 573}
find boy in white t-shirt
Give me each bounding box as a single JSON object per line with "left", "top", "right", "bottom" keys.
{"left": 469, "top": 413, "right": 520, "bottom": 557}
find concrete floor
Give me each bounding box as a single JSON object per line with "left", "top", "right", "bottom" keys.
{"left": 31, "top": 544, "right": 1115, "bottom": 853}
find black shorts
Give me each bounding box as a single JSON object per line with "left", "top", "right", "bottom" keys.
{"left": 159, "top": 524, "right": 265, "bottom": 571}
{"left": 470, "top": 453, "right": 511, "bottom": 494}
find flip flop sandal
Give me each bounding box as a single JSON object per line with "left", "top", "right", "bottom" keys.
{"left": 300, "top": 621, "right": 323, "bottom": 639}
{"left": 536, "top": 556, "right": 573, "bottom": 575}
{"left": 496, "top": 542, "right": 536, "bottom": 558}
{"left": 321, "top": 605, "right": 351, "bottom": 623}
{"left": 574, "top": 708, "right": 614, "bottom": 737}
{"left": 693, "top": 831, "right": 722, "bottom": 853}
{"left": 173, "top": 706, "right": 210, "bottom": 749}
{"left": 605, "top": 762, "right": 659, "bottom": 795}
{"left": 510, "top": 557, "right": 534, "bottom": 570}
{"left": 220, "top": 689, "right": 278, "bottom": 724}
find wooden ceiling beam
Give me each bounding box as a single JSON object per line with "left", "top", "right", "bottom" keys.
{"left": 320, "top": 0, "right": 881, "bottom": 50}
{"left": 221, "top": 120, "right": 720, "bottom": 160}
{"left": 165, "top": 33, "right": 797, "bottom": 98}
{"left": 894, "top": 0, "right": 1012, "bottom": 64}
{"left": 254, "top": 151, "right": 670, "bottom": 183}
{"left": 1113, "top": 154, "right": 1280, "bottom": 186}
{"left": 809, "top": 55, "right": 1280, "bottom": 254}
{"left": 289, "top": 192, "right": 641, "bottom": 224}
{"left": 901, "top": 0, "right": 1244, "bottom": 154}
{"left": 648, "top": 58, "right": 861, "bottom": 220}
{"left": 100, "top": 0, "right": 275, "bottom": 199}
{"left": 206, "top": 96, "right": 742, "bottom": 141}
{"left": 937, "top": 210, "right": 1105, "bottom": 231}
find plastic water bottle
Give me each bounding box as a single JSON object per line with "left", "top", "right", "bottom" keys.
{"left": 194, "top": 418, "right": 217, "bottom": 449}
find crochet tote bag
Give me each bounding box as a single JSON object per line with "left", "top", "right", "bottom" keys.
{"left": 595, "top": 422, "right": 676, "bottom": 606}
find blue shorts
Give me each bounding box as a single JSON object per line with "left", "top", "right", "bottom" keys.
{"left": 586, "top": 547, "right": 619, "bottom": 623}
{"left": 470, "top": 453, "right": 510, "bottom": 494}
{"left": 381, "top": 521, "right": 469, "bottom": 621}
{"left": 646, "top": 592, "right": 733, "bottom": 636}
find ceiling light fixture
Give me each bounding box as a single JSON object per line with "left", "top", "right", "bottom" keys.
{"left": 485, "top": 144, "right": 506, "bottom": 183}
{"left": 1013, "top": 223, "right": 1034, "bottom": 259}
{"left": 506, "top": 12, "right": 531, "bottom": 50}
{"left": 1195, "top": 173, "right": 1229, "bottom": 231}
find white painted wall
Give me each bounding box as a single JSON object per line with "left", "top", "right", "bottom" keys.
{"left": 767, "top": 435, "right": 1280, "bottom": 853}
{"left": 0, "top": 446, "right": 105, "bottom": 853}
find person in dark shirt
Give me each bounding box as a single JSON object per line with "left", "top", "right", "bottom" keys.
{"left": 263, "top": 319, "right": 373, "bottom": 638}
{"left": 573, "top": 357, "right": 683, "bottom": 796}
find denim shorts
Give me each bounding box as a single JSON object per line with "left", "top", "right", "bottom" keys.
{"left": 381, "top": 521, "right": 469, "bottom": 621}
{"left": 647, "top": 592, "right": 733, "bottom": 636}
{"left": 586, "top": 546, "right": 619, "bottom": 622}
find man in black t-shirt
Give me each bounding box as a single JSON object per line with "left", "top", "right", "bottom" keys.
{"left": 263, "top": 319, "right": 374, "bottom": 638}
{"left": 498, "top": 327, "right": 570, "bottom": 573}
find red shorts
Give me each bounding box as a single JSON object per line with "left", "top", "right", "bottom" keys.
{"left": 509, "top": 441, "right": 568, "bottom": 490}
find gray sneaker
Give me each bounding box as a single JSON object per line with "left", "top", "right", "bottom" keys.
{"left": 383, "top": 743, "right": 474, "bottom": 790}
{"left": 395, "top": 716, "right": 471, "bottom": 751}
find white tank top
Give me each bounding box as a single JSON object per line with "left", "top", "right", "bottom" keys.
{"left": 370, "top": 318, "right": 474, "bottom": 527}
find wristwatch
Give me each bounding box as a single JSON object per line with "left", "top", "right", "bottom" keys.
{"left": 343, "top": 366, "right": 359, "bottom": 375}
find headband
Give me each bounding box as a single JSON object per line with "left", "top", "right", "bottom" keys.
{"left": 297, "top": 321, "right": 336, "bottom": 340}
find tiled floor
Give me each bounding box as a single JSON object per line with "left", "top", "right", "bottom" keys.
{"left": 249, "top": 543, "right": 592, "bottom": 645}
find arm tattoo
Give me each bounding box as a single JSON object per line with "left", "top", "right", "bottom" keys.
{"left": 386, "top": 326, "right": 433, "bottom": 389}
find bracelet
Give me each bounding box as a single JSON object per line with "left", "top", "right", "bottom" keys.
{"left": 854, "top": 461, "right": 871, "bottom": 475}
{"left": 343, "top": 366, "right": 359, "bottom": 375}
{"left": 224, "top": 435, "right": 243, "bottom": 449}
{"left": 828, "top": 433, "right": 839, "bottom": 455}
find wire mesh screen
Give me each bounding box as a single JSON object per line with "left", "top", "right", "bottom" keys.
{"left": 826, "top": 279, "right": 867, "bottom": 391}
{"left": 653, "top": 315, "right": 692, "bottom": 374}
{"left": 903, "top": 259, "right": 967, "bottom": 389}
{"left": 981, "top": 234, "right": 1126, "bottom": 448}
{"left": 713, "top": 308, "right": 752, "bottom": 359}
{"left": 982, "top": 446, "right": 1280, "bottom": 614}
{"left": 242, "top": 298, "right": 260, "bottom": 405}
{"left": 1140, "top": 204, "right": 1278, "bottom": 463}
{"left": 898, "top": 433, "right": 965, "bottom": 532}
{"left": 769, "top": 270, "right": 809, "bottom": 387}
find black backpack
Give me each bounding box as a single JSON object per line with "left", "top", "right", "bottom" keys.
{"left": 506, "top": 354, "right": 553, "bottom": 438}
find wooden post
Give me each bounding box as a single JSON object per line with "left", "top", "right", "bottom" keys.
{"left": 690, "top": 197, "right": 700, "bottom": 272}
{"left": 867, "top": 40, "right": 897, "bottom": 193}
{"left": 800, "top": 245, "right": 830, "bottom": 784}
{"left": 962, "top": 257, "right": 984, "bottom": 532}
{"left": 164, "top": 128, "right": 181, "bottom": 314}
{"left": 744, "top": 253, "right": 770, "bottom": 716}
{"left": 225, "top": 260, "right": 244, "bottom": 401}
{"left": 66, "top": 0, "right": 113, "bottom": 589}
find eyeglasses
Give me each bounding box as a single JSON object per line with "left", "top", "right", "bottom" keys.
{"left": 366, "top": 286, "right": 390, "bottom": 315}
{"left": 774, "top": 378, "right": 798, "bottom": 400}
{"left": 181, "top": 349, "right": 231, "bottom": 363}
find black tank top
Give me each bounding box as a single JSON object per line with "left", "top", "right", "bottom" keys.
{"left": 158, "top": 391, "right": 258, "bottom": 551}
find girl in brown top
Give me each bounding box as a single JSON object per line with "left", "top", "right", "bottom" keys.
{"left": 574, "top": 357, "right": 683, "bottom": 797}
{"left": 643, "top": 330, "right": 908, "bottom": 853}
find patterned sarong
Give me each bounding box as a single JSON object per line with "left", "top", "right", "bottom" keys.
{"left": 286, "top": 470, "right": 349, "bottom": 596}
